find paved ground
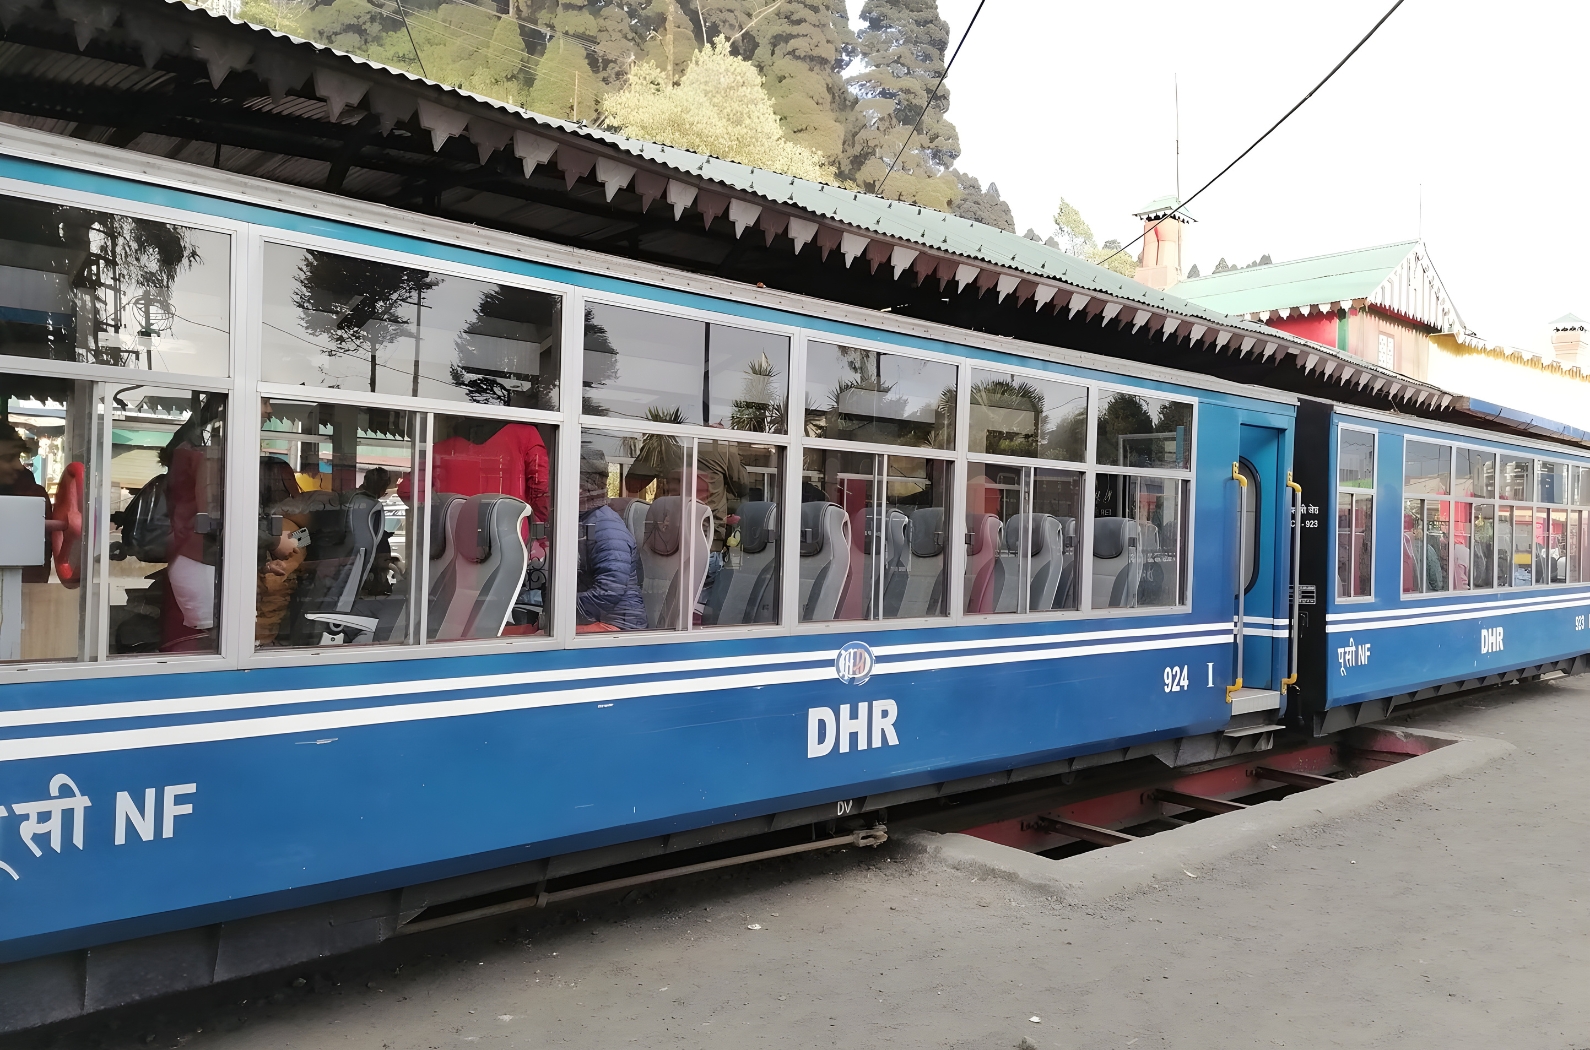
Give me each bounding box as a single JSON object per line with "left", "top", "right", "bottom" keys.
{"left": 13, "top": 675, "right": 1590, "bottom": 1050}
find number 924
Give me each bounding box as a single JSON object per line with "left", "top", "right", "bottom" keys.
{"left": 1163, "top": 664, "right": 1190, "bottom": 692}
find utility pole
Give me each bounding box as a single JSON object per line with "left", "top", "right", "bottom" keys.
{"left": 1174, "top": 74, "right": 1181, "bottom": 202}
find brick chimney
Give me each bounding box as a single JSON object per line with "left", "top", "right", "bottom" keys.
{"left": 1550, "top": 313, "right": 1587, "bottom": 368}
{"left": 1132, "top": 196, "right": 1193, "bottom": 291}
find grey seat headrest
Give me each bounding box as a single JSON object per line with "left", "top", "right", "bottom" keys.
{"left": 910, "top": 507, "right": 945, "bottom": 558}
{"left": 456, "top": 494, "right": 519, "bottom": 564}
{"left": 1094, "top": 517, "right": 1138, "bottom": 560}
{"left": 800, "top": 501, "right": 833, "bottom": 557}
{"left": 644, "top": 496, "right": 684, "bottom": 557}
{"left": 430, "top": 493, "right": 463, "bottom": 560}
{"left": 737, "top": 501, "right": 777, "bottom": 554}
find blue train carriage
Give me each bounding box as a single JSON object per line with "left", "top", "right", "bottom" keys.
{"left": 1292, "top": 397, "right": 1590, "bottom": 732}
{"left": 0, "top": 140, "right": 1303, "bottom": 968}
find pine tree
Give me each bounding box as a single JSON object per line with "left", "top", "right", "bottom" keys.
{"left": 951, "top": 174, "right": 1014, "bottom": 232}
{"left": 521, "top": 0, "right": 604, "bottom": 119}
{"left": 600, "top": 37, "right": 831, "bottom": 180}
{"left": 838, "top": 0, "right": 962, "bottom": 210}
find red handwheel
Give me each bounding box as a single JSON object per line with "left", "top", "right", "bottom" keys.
{"left": 50, "top": 461, "right": 84, "bottom": 588}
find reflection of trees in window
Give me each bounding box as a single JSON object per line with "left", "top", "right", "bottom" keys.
{"left": 292, "top": 252, "right": 438, "bottom": 393}
{"left": 730, "top": 353, "right": 784, "bottom": 433}
{"left": 808, "top": 347, "right": 905, "bottom": 440}
{"left": 971, "top": 378, "right": 1043, "bottom": 457}
{"left": 449, "top": 284, "right": 558, "bottom": 409}
{"left": 1098, "top": 392, "right": 1154, "bottom": 451}
{"left": 581, "top": 309, "right": 619, "bottom": 416}
{"left": 0, "top": 197, "right": 205, "bottom": 366}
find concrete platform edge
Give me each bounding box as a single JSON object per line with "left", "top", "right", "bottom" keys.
{"left": 902, "top": 731, "right": 1516, "bottom": 904}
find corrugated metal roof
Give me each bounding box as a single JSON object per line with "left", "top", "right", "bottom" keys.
{"left": 0, "top": 0, "right": 1464, "bottom": 415}
{"left": 1175, "top": 242, "right": 1417, "bottom": 316}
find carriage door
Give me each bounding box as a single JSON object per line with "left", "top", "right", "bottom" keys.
{"left": 1237, "top": 424, "right": 1285, "bottom": 692}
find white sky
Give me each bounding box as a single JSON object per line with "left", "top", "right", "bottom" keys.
{"left": 849, "top": 0, "right": 1584, "bottom": 355}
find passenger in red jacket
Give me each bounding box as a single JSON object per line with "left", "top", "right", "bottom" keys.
{"left": 397, "top": 419, "right": 549, "bottom": 524}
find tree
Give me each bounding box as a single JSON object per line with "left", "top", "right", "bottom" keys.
{"left": 600, "top": 37, "right": 831, "bottom": 180}
{"left": 1052, "top": 197, "right": 1095, "bottom": 257}
{"left": 1185, "top": 263, "right": 1201, "bottom": 279}
{"left": 238, "top": 0, "right": 310, "bottom": 36}
{"left": 838, "top": 0, "right": 963, "bottom": 210}
{"left": 684, "top": 0, "right": 854, "bottom": 165}
{"left": 950, "top": 174, "right": 1014, "bottom": 232}
{"left": 1094, "top": 239, "right": 1137, "bottom": 279}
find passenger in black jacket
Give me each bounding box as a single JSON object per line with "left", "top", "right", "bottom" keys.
{"left": 576, "top": 447, "right": 646, "bottom": 632}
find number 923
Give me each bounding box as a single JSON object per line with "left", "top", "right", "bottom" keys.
{"left": 1162, "top": 664, "right": 1190, "bottom": 692}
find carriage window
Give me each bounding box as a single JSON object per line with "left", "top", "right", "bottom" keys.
{"left": 1401, "top": 499, "right": 1450, "bottom": 594}
{"left": 803, "top": 343, "right": 955, "bottom": 449}
{"left": 1574, "top": 466, "right": 1590, "bottom": 507}
{"left": 0, "top": 374, "right": 92, "bottom": 662}
{"left": 800, "top": 449, "right": 950, "bottom": 621}
{"left": 1403, "top": 440, "right": 1450, "bottom": 495}
{"left": 256, "top": 400, "right": 418, "bottom": 648}
{"left": 108, "top": 387, "right": 227, "bottom": 655}
{"left": 1095, "top": 391, "right": 1191, "bottom": 469}
{"left": 581, "top": 305, "right": 788, "bottom": 432}
{"left": 1538, "top": 461, "right": 1568, "bottom": 505}
{"left": 261, "top": 243, "right": 560, "bottom": 410}
{"left": 577, "top": 430, "right": 783, "bottom": 631}
{"left": 0, "top": 194, "right": 230, "bottom": 376}
{"left": 1092, "top": 473, "right": 1186, "bottom": 609}
{"left": 420, "top": 414, "right": 556, "bottom": 639}
{"left": 964, "top": 463, "right": 1082, "bottom": 615}
{"left": 968, "top": 370, "right": 1087, "bottom": 462}
{"left": 1455, "top": 448, "right": 1495, "bottom": 498}
{"left": 1499, "top": 457, "right": 1532, "bottom": 502}
{"left": 1336, "top": 428, "right": 1375, "bottom": 599}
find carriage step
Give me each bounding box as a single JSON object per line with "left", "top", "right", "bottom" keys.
{"left": 1227, "top": 687, "right": 1282, "bottom": 715}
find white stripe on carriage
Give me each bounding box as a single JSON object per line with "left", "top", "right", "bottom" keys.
{"left": 1324, "top": 594, "right": 1590, "bottom": 633}
{"left": 1327, "top": 589, "right": 1590, "bottom": 624}
{"left": 0, "top": 633, "right": 1235, "bottom": 761}
{"left": 0, "top": 622, "right": 1238, "bottom": 730}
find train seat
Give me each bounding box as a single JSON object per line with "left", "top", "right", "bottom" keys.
{"left": 963, "top": 512, "right": 1003, "bottom": 614}
{"left": 704, "top": 500, "right": 778, "bottom": 626}
{"left": 884, "top": 507, "right": 945, "bottom": 617}
{"left": 298, "top": 491, "right": 386, "bottom": 645}
{"left": 1052, "top": 516, "right": 1077, "bottom": 609}
{"left": 618, "top": 498, "right": 651, "bottom": 584}
{"left": 423, "top": 492, "right": 466, "bottom": 640}
{"left": 639, "top": 497, "right": 710, "bottom": 629}
{"left": 1092, "top": 517, "right": 1142, "bottom": 608}
{"left": 431, "top": 494, "right": 530, "bottom": 641}
{"left": 798, "top": 501, "right": 850, "bottom": 621}
{"left": 1006, "top": 513, "right": 1065, "bottom": 610}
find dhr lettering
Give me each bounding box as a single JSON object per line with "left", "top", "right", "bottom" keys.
{"left": 1481, "top": 626, "right": 1505, "bottom": 654}
{"left": 807, "top": 701, "right": 899, "bottom": 758}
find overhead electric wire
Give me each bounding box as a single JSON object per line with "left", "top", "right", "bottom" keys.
{"left": 875, "top": 0, "right": 987, "bottom": 197}
{"left": 391, "top": 0, "right": 428, "bottom": 79}
{"left": 1098, "top": 0, "right": 1408, "bottom": 268}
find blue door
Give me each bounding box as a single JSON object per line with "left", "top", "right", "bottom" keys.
{"left": 1237, "top": 424, "right": 1284, "bottom": 690}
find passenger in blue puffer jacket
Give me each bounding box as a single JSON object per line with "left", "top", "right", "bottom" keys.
{"left": 576, "top": 447, "right": 647, "bottom": 632}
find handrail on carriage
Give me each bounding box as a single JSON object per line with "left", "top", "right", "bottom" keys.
{"left": 1283, "top": 472, "right": 1304, "bottom": 690}
{"left": 1228, "top": 462, "right": 1247, "bottom": 703}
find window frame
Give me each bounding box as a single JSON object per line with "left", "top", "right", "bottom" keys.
{"left": 1335, "top": 423, "right": 1378, "bottom": 603}
{"left": 1395, "top": 433, "right": 1590, "bottom": 601}
{"left": 0, "top": 173, "right": 1245, "bottom": 682}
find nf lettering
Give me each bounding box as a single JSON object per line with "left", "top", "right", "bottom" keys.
{"left": 807, "top": 701, "right": 899, "bottom": 757}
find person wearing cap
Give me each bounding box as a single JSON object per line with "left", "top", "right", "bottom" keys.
{"left": 576, "top": 446, "right": 645, "bottom": 632}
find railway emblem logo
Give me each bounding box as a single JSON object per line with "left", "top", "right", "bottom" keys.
{"left": 835, "top": 641, "right": 875, "bottom": 686}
